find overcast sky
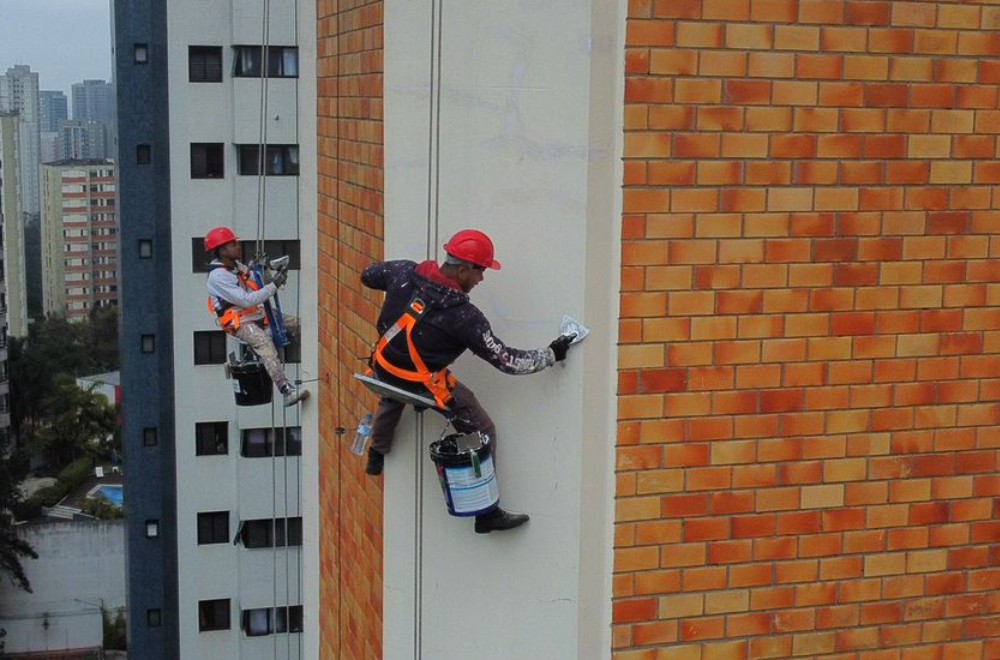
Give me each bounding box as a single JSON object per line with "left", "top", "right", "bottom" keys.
{"left": 0, "top": 0, "right": 112, "bottom": 97}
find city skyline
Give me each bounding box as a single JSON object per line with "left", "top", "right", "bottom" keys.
{"left": 0, "top": 0, "right": 111, "bottom": 97}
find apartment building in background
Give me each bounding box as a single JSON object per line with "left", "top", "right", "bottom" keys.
{"left": 113, "top": 0, "right": 318, "bottom": 657}
{"left": 40, "top": 159, "right": 117, "bottom": 320}
{"left": 0, "top": 65, "right": 41, "bottom": 217}
{"left": 0, "top": 113, "right": 27, "bottom": 338}
{"left": 40, "top": 90, "right": 69, "bottom": 163}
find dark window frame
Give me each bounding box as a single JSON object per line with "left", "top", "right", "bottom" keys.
{"left": 240, "top": 426, "right": 302, "bottom": 458}
{"left": 193, "top": 331, "right": 227, "bottom": 365}
{"left": 197, "top": 511, "right": 229, "bottom": 545}
{"left": 190, "top": 143, "right": 224, "bottom": 179}
{"left": 237, "top": 144, "right": 299, "bottom": 176}
{"left": 136, "top": 144, "right": 151, "bottom": 164}
{"left": 241, "top": 605, "right": 303, "bottom": 636}
{"left": 189, "top": 46, "right": 223, "bottom": 83}
{"left": 232, "top": 46, "right": 299, "bottom": 78}
{"left": 195, "top": 421, "right": 228, "bottom": 456}
{"left": 147, "top": 608, "right": 162, "bottom": 627}
{"left": 198, "top": 599, "right": 230, "bottom": 632}
{"left": 238, "top": 516, "right": 303, "bottom": 549}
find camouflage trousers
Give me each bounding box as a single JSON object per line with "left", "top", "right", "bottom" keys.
{"left": 234, "top": 316, "right": 298, "bottom": 391}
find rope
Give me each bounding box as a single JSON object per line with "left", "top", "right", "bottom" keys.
{"left": 254, "top": 0, "right": 272, "bottom": 257}
{"left": 413, "top": 410, "right": 425, "bottom": 660}
{"left": 413, "top": 2, "right": 444, "bottom": 657}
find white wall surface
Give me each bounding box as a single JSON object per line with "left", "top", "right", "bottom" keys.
{"left": 383, "top": 1, "right": 623, "bottom": 658}
{"left": 0, "top": 521, "right": 126, "bottom": 655}
{"left": 167, "top": 0, "right": 317, "bottom": 656}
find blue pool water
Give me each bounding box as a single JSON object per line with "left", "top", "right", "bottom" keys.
{"left": 95, "top": 485, "right": 124, "bottom": 508}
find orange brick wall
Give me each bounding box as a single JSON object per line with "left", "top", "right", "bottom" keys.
{"left": 316, "top": 1, "right": 385, "bottom": 658}
{"left": 616, "top": 1, "right": 1000, "bottom": 658}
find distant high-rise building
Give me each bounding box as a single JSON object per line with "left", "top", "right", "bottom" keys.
{"left": 39, "top": 90, "right": 68, "bottom": 133}
{"left": 39, "top": 131, "right": 60, "bottom": 163}
{"left": 58, "top": 120, "right": 108, "bottom": 160}
{"left": 71, "top": 80, "right": 113, "bottom": 123}
{"left": 70, "top": 80, "right": 114, "bottom": 159}
{"left": 0, "top": 113, "right": 27, "bottom": 338}
{"left": 0, "top": 66, "right": 41, "bottom": 216}
{"left": 40, "top": 159, "right": 117, "bottom": 320}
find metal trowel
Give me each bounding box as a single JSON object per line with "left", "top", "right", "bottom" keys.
{"left": 560, "top": 315, "right": 590, "bottom": 344}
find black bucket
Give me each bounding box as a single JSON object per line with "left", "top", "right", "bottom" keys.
{"left": 429, "top": 432, "right": 499, "bottom": 517}
{"left": 232, "top": 361, "right": 273, "bottom": 406}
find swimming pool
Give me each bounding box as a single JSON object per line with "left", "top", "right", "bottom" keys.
{"left": 93, "top": 485, "right": 124, "bottom": 508}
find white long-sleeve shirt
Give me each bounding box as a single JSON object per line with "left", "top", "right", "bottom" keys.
{"left": 206, "top": 259, "right": 277, "bottom": 323}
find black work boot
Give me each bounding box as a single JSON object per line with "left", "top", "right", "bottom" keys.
{"left": 474, "top": 507, "right": 529, "bottom": 534}
{"left": 365, "top": 449, "right": 384, "bottom": 476}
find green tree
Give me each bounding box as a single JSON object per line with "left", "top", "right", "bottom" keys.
{"left": 9, "top": 311, "right": 120, "bottom": 443}
{"left": 0, "top": 447, "right": 37, "bottom": 592}
{"left": 27, "top": 375, "right": 117, "bottom": 468}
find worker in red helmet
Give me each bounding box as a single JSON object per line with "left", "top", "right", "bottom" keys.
{"left": 360, "top": 228, "right": 575, "bottom": 534}
{"left": 204, "top": 226, "right": 308, "bottom": 407}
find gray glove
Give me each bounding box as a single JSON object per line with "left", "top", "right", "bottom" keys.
{"left": 549, "top": 335, "right": 575, "bottom": 362}
{"left": 271, "top": 269, "right": 288, "bottom": 289}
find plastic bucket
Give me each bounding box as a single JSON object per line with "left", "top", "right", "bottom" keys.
{"left": 231, "top": 361, "right": 273, "bottom": 406}
{"left": 429, "top": 432, "right": 499, "bottom": 517}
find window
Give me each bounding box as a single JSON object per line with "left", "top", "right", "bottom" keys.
{"left": 134, "top": 44, "right": 149, "bottom": 64}
{"left": 189, "top": 46, "right": 223, "bottom": 82}
{"left": 143, "top": 427, "right": 158, "bottom": 447}
{"left": 197, "top": 511, "right": 229, "bottom": 545}
{"left": 243, "top": 607, "right": 272, "bottom": 636}
{"left": 190, "top": 143, "right": 224, "bottom": 179}
{"left": 237, "top": 517, "right": 303, "bottom": 549}
{"left": 198, "top": 599, "right": 230, "bottom": 632}
{"left": 145, "top": 520, "right": 159, "bottom": 538}
{"left": 141, "top": 335, "right": 155, "bottom": 353}
{"left": 233, "top": 46, "right": 298, "bottom": 78}
{"left": 139, "top": 239, "right": 153, "bottom": 259}
{"left": 195, "top": 422, "right": 228, "bottom": 455}
{"left": 191, "top": 238, "right": 301, "bottom": 273}
{"left": 147, "top": 609, "right": 162, "bottom": 627}
{"left": 241, "top": 426, "right": 302, "bottom": 458}
{"left": 241, "top": 606, "right": 303, "bottom": 636}
{"left": 194, "top": 331, "right": 227, "bottom": 365}
{"left": 136, "top": 144, "right": 151, "bottom": 164}
{"left": 237, "top": 145, "right": 299, "bottom": 176}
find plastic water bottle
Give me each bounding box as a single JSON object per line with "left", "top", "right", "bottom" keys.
{"left": 351, "top": 413, "right": 373, "bottom": 456}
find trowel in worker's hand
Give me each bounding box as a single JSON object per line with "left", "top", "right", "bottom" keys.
{"left": 560, "top": 315, "right": 590, "bottom": 344}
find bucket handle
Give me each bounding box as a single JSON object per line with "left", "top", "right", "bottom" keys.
{"left": 468, "top": 449, "right": 481, "bottom": 478}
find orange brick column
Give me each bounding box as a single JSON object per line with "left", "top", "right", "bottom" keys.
{"left": 616, "top": 1, "right": 1000, "bottom": 658}
{"left": 317, "top": 1, "right": 385, "bottom": 658}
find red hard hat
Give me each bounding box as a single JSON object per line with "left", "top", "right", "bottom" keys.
{"left": 204, "top": 226, "right": 238, "bottom": 252}
{"left": 443, "top": 229, "right": 501, "bottom": 270}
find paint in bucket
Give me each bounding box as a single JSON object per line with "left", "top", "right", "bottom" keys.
{"left": 231, "top": 361, "right": 273, "bottom": 406}
{"left": 429, "top": 432, "right": 499, "bottom": 517}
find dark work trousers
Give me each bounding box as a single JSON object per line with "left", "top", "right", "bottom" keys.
{"left": 369, "top": 380, "right": 497, "bottom": 455}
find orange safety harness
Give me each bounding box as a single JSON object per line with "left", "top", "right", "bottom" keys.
{"left": 367, "top": 297, "right": 456, "bottom": 410}
{"left": 206, "top": 268, "right": 269, "bottom": 334}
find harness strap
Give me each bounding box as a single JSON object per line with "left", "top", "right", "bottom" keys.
{"left": 207, "top": 269, "right": 268, "bottom": 334}
{"left": 371, "top": 298, "right": 455, "bottom": 410}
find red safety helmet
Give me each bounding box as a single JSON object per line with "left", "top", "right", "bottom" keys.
{"left": 443, "top": 229, "right": 501, "bottom": 270}
{"left": 204, "top": 226, "right": 238, "bottom": 252}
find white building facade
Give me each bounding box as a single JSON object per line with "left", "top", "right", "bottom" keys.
{"left": 114, "top": 0, "right": 318, "bottom": 657}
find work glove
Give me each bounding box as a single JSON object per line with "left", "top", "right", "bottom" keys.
{"left": 549, "top": 334, "right": 575, "bottom": 362}
{"left": 271, "top": 269, "right": 288, "bottom": 289}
